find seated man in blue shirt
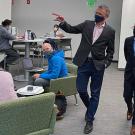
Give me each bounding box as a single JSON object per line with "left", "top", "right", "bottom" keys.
{"left": 31, "top": 38, "right": 68, "bottom": 90}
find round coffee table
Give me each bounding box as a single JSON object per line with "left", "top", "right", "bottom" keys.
{"left": 16, "top": 85, "right": 44, "bottom": 97}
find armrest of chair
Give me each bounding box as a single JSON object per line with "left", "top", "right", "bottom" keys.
{"left": 26, "top": 107, "right": 56, "bottom": 135}
{"left": 66, "top": 63, "right": 78, "bottom": 75}
{"left": 26, "top": 129, "right": 51, "bottom": 135}
{"left": 48, "top": 75, "right": 77, "bottom": 96}
{"left": 49, "top": 107, "right": 56, "bottom": 133}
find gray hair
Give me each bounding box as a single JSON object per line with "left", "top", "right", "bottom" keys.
{"left": 98, "top": 5, "right": 110, "bottom": 17}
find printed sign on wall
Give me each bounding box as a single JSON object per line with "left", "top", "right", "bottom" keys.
{"left": 87, "top": 0, "right": 96, "bottom": 7}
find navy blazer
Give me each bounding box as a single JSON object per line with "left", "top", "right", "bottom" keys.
{"left": 124, "top": 36, "right": 134, "bottom": 61}
{"left": 124, "top": 36, "right": 135, "bottom": 69}
{"left": 124, "top": 36, "right": 135, "bottom": 79}
{"left": 59, "top": 20, "right": 115, "bottom": 70}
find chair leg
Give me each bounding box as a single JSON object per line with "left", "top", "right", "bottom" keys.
{"left": 74, "top": 94, "right": 78, "bottom": 106}
{"left": 17, "top": 51, "right": 21, "bottom": 74}
{"left": 3, "top": 56, "right": 6, "bottom": 70}
{"left": 37, "top": 54, "right": 40, "bottom": 67}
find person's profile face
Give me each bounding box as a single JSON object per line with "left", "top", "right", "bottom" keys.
{"left": 42, "top": 43, "right": 53, "bottom": 52}
{"left": 95, "top": 8, "right": 108, "bottom": 20}
{"left": 6, "top": 25, "right": 11, "bottom": 30}
{"left": 54, "top": 27, "right": 59, "bottom": 32}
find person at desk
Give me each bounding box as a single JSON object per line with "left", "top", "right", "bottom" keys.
{"left": 30, "top": 38, "right": 68, "bottom": 90}
{"left": 0, "top": 19, "right": 19, "bottom": 70}
{"left": 50, "top": 24, "right": 64, "bottom": 38}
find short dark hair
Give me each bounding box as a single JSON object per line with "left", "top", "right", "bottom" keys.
{"left": 2, "top": 19, "right": 12, "bottom": 26}
{"left": 54, "top": 24, "right": 59, "bottom": 28}
{"left": 43, "top": 38, "right": 58, "bottom": 50}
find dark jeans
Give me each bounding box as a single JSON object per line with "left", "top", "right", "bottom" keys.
{"left": 76, "top": 59, "right": 105, "bottom": 122}
{"left": 124, "top": 70, "right": 135, "bottom": 125}
{"left": 0, "top": 48, "right": 19, "bottom": 66}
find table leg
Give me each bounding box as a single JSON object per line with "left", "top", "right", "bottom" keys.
{"left": 14, "top": 42, "right": 30, "bottom": 82}
{"left": 24, "top": 42, "right": 30, "bottom": 81}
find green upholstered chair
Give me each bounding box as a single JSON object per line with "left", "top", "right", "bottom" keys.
{"left": 47, "top": 63, "right": 78, "bottom": 105}
{"left": 0, "top": 92, "right": 56, "bottom": 135}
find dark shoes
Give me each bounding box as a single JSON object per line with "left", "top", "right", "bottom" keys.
{"left": 56, "top": 115, "right": 64, "bottom": 121}
{"left": 84, "top": 121, "right": 93, "bottom": 134}
{"left": 127, "top": 111, "right": 133, "bottom": 120}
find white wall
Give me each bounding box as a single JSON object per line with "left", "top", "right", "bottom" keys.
{"left": 11, "top": 0, "right": 89, "bottom": 58}
{"left": 11, "top": 0, "right": 122, "bottom": 59}
{"left": 118, "top": 0, "right": 135, "bottom": 69}
{"left": 0, "top": 0, "right": 11, "bottom": 22}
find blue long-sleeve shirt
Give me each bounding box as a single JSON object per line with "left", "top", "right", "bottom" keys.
{"left": 40, "top": 50, "right": 68, "bottom": 80}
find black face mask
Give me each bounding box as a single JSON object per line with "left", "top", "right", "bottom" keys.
{"left": 95, "top": 14, "right": 105, "bottom": 23}
{"left": 133, "top": 28, "right": 135, "bottom": 37}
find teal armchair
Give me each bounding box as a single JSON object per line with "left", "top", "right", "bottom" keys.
{"left": 47, "top": 63, "right": 78, "bottom": 105}
{"left": 0, "top": 92, "right": 56, "bottom": 135}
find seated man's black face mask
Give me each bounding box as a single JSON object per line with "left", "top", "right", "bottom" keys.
{"left": 133, "top": 28, "right": 135, "bottom": 37}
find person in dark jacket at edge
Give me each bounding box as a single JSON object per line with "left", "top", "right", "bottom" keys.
{"left": 123, "top": 25, "right": 135, "bottom": 135}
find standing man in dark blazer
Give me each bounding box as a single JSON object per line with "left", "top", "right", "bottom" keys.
{"left": 124, "top": 25, "right": 135, "bottom": 135}
{"left": 53, "top": 4, "right": 115, "bottom": 134}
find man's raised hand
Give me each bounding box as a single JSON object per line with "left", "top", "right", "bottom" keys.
{"left": 52, "top": 13, "right": 64, "bottom": 22}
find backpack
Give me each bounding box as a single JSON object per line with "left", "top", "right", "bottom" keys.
{"left": 23, "top": 58, "right": 33, "bottom": 70}
{"left": 55, "top": 91, "right": 67, "bottom": 117}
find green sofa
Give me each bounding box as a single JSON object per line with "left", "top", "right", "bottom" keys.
{"left": 47, "top": 63, "right": 78, "bottom": 105}
{"left": 0, "top": 92, "right": 56, "bottom": 135}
